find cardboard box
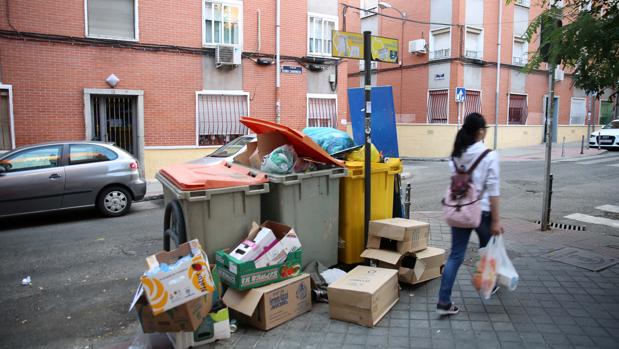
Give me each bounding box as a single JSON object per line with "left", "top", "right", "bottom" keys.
{"left": 327, "top": 266, "right": 399, "bottom": 327}
{"left": 131, "top": 265, "right": 223, "bottom": 333}
{"left": 141, "top": 240, "right": 215, "bottom": 315}
{"left": 229, "top": 227, "right": 277, "bottom": 262}
{"left": 254, "top": 229, "right": 302, "bottom": 268}
{"left": 167, "top": 307, "right": 231, "bottom": 349}
{"left": 222, "top": 274, "right": 312, "bottom": 330}
{"left": 361, "top": 247, "right": 446, "bottom": 285}
{"left": 367, "top": 218, "right": 430, "bottom": 254}
{"left": 132, "top": 293, "right": 210, "bottom": 333}
{"left": 216, "top": 221, "right": 303, "bottom": 290}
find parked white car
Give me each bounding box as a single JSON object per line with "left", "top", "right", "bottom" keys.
{"left": 590, "top": 119, "right": 619, "bottom": 150}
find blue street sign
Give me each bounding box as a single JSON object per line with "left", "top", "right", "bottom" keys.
{"left": 456, "top": 87, "right": 466, "bottom": 102}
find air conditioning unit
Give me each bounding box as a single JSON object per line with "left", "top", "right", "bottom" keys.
{"left": 216, "top": 44, "right": 241, "bottom": 67}
{"left": 555, "top": 68, "right": 565, "bottom": 81}
{"left": 359, "top": 60, "right": 378, "bottom": 71}
{"left": 408, "top": 39, "right": 427, "bottom": 54}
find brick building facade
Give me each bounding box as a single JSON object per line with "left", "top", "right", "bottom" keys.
{"left": 345, "top": 0, "right": 616, "bottom": 156}
{"left": 0, "top": 0, "right": 350, "bottom": 177}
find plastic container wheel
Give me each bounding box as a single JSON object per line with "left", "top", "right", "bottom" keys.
{"left": 97, "top": 186, "right": 132, "bottom": 217}
{"left": 163, "top": 200, "right": 187, "bottom": 251}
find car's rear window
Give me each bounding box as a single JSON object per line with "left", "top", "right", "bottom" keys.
{"left": 69, "top": 144, "right": 118, "bottom": 165}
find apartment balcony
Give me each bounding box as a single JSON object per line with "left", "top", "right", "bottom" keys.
{"left": 464, "top": 50, "right": 482, "bottom": 59}
{"left": 512, "top": 56, "right": 528, "bottom": 66}
{"left": 430, "top": 49, "right": 450, "bottom": 60}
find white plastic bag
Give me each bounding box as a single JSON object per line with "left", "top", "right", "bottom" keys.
{"left": 472, "top": 236, "right": 501, "bottom": 299}
{"left": 496, "top": 235, "right": 519, "bottom": 291}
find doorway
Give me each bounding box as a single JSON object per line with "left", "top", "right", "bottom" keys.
{"left": 91, "top": 95, "right": 137, "bottom": 156}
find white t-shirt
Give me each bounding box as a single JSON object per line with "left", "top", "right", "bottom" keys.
{"left": 448, "top": 141, "right": 500, "bottom": 212}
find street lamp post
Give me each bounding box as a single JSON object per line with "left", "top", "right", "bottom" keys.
{"left": 378, "top": 2, "right": 407, "bottom": 118}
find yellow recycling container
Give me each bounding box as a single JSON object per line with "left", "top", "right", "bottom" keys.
{"left": 339, "top": 158, "right": 402, "bottom": 264}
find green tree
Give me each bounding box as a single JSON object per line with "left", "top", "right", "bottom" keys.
{"left": 516, "top": 0, "right": 619, "bottom": 100}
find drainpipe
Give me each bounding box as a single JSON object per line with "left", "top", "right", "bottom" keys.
{"left": 275, "top": 0, "right": 281, "bottom": 124}
{"left": 493, "top": 0, "right": 503, "bottom": 150}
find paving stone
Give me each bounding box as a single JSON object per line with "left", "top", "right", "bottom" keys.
{"left": 429, "top": 319, "right": 452, "bottom": 329}
{"left": 389, "top": 335, "right": 410, "bottom": 347}
{"left": 496, "top": 331, "right": 522, "bottom": 342}
{"left": 323, "top": 332, "right": 345, "bottom": 344}
{"left": 390, "top": 318, "right": 409, "bottom": 328}
{"left": 542, "top": 332, "right": 571, "bottom": 345}
{"left": 450, "top": 320, "right": 472, "bottom": 331}
{"left": 519, "top": 332, "right": 546, "bottom": 344}
{"left": 410, "top": 337, "right": 432, "bottom": 348}
{"left": 343, "top": 334, "right": 367, "bottom": 345}
{"left": 492, "top": 321, "right": 516, "bottom": 332}
{"left": 567, "top": 334, "right": 595, "bottom": 346}
{"left": 431, "top": 338, "right": 456, "bottom": 349}
{"left": 410, "top": 311, "right": 429, "bottom": 319}
{"left": 389, "top": 326, "right": 409, "bottom": 337}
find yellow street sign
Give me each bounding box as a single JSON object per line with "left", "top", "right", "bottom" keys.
{"left": 331, "top": 31, "right": 399, "bottom": 63}
{"left": 332, "top": 31, "right": 364, "bottom": 60}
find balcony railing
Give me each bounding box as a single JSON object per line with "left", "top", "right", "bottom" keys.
{"left": 512, "top": 56, "right": 528, "bottom": 66}
{"left": 430, "top": 49, "right": 450, "bottom": 60}
{"left": 465, "top": 50, "right": 482, "bottom": 59}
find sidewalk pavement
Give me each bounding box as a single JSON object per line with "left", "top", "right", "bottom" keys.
{"left": 497, "top": 141, "right": 607, "bottom": 162}
{"left": 143, "top": 180, "right": 163, "bottom": 201}
{"left": 110, "top": 212, "right": 619, "bottom": 349}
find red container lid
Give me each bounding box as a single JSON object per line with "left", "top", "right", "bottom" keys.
{"left": 159, "top": 161, "right": 269, "bottom": 191}
{"left": 240, "top": 117, "right": 344, "bottom": 167}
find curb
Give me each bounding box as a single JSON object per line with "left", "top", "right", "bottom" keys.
{"left": 140, "top": 194, "right": 164, "bottom": 202}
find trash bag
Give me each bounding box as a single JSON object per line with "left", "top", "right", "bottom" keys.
{"left": 496, "top": 235, "right": 519, "bottom": 291}
{"left": 261, "top": 145, "right": 297, "bottom": 174}
{"left": 471, "top": 236, "right": 501, "bottom": 299}
{"left": 303, "top": 127, "right": 355, "bottom": 155}
{"left": 346, "top": 144, "right": 381, "bottom": 163}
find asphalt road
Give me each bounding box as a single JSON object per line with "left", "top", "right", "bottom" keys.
{"left": 0, "top": 152, "right": 617, "bottom": 348}
{"left": 0, "top": 200, "right": 164, "bottom": 349}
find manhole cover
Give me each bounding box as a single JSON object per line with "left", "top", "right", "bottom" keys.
{"left": 542, "top": 247, "right": 619, "bottom": 271}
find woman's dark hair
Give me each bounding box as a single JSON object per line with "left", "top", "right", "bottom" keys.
{"left": 451, "top": 113, "right": 487, "bottom": 158}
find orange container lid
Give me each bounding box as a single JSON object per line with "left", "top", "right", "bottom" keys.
{"left": 240, "top": 117, "right": 344, "bottom": 167}
{"left": 159, "top": 161, "right": 269, "bottom": 191}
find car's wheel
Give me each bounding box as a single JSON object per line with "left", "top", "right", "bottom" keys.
{"left": 97, "top": 186, "right": 132, "bottom": 217}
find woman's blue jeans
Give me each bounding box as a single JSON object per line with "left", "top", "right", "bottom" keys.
{"left": 438, "top": 211, "right": 492, "bottom": 305}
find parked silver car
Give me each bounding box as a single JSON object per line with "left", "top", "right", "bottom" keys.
{"left": 188, "top": 134, "right": 256, "bottom": 165}
{"left": 0, "top": 142, "right": 146, "bottom": 218}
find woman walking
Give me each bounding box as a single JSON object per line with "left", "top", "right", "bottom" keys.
{"left": 437, "top": 113, "right": 504, "bottom": 315}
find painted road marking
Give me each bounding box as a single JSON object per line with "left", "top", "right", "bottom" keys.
{"left": 609, "top": 164, "right": 619, "bottom": 167}
{"left": 596, "top": 205, "right": 619, "bottom": 214}
{"left": 578, "top": 155, "right": 619, "bottom": 165}
{"left": 564, "top": 213, "right": 619, "bottom": 229}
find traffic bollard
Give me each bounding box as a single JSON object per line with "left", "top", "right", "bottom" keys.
{"left": 581, "top": 135, "right": 584, "bottom": 154}
{"left": 404, "top": 183, "right": 411, "bottom": 219}
{"left": 561, "top": 137, "right": 566, "bottom": 157}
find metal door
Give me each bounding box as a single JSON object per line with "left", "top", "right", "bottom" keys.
{"left": 543, "top": 96, "right": 559, "bottom": 143}
{"left": 92, "top": 95, "right": 137, "bottom": 156}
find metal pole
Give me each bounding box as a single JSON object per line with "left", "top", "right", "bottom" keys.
{"left": 493, "top": 0, "right": 503, "bottom": 150}
{"left": 541, "top": 64, "right": 556, "bottom": 231}
{"left": 363, "top": 31, "right": 372, "bottom": 245}
{"left": 457, "top": 102, "right": 461, "bottom": 129}
{"left": 275, "top": 0, "right": 281, "bottom": 123}
{"left": 404, "top": 183, "right": 411, "bottom": 219}
{"left": 580, "top": 135, "right": 584, "bottom": 154}
{"left": 561, "top": 136, "right": 565, "bottom": 157}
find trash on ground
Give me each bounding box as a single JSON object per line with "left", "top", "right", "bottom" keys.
{"left": 360, "top": 218, "right": 446, "bottom": 285}
{"left": 216, "top": 221, "right": 302, "bottom": 290}
{"left": 21, "top": 276, "right": 31, "bottom": 286}
{"left": 223, "top": 274, "right": 311, "bottom": 330}
{"left": 328, "top": 266, "right": 399, "bottom": 327}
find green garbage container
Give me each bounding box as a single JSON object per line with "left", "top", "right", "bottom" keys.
{"left": 260, "top": 168, "right": 346, "bottom": 267}
{"left": 156, "top": 162, "right": 270, "bottom": 261}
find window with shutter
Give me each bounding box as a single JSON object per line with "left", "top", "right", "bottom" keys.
{"left": 196, "top": 92, "right": 249, "bottom": 146}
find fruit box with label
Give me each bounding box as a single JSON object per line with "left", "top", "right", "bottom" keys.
{"left": 222, "top": 274, "right": 312, "bottom": 330}
{"left": 216, "top": 221, "right": 303, "bottom": 291}
{"left": 129, "top": 263, "right": 222, "bottom": 334}
{"left": 139, "top": 240, "right": 215, "bottom": 315}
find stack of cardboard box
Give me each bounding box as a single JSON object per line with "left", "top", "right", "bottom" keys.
{"left": 129, "top": 240, "right": 231, "bottom": 348}
{"left": 361, "top": 218, "right": 446, "bottom": 285}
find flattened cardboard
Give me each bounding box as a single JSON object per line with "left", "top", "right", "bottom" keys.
{"left": 223, "top": 274, "right": 312, "bottom": 330}
{"left": 327, "top": 266, "right": 399, "bottom": 327}
{"left": 360, "top": 249, "right": 402, "bottom": 266}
